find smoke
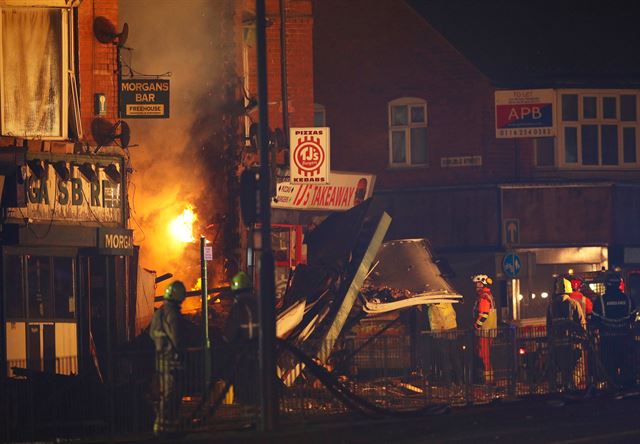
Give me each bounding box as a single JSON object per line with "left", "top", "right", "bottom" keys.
{"left": 120, "top": 0, "right": 236, "bottom": 289}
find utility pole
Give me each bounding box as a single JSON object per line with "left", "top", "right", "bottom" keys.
{"left": 200, "top": 235, "right": 211, "bottom": 394}
{"left": 256, "top": 0, "right": 278, "bottom": 432}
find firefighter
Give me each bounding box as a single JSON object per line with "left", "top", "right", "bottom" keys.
{"left": 472, "top": 274, "right": 496, "bottom": 384}
{"left": 568, "top": 275, "right": 593, "bottom": 386}
{"left": 224, "top": 272, "right": 259, "bottom": 342}
{"left": 592, "top": 271, "right": 636, "bottom": 388}
{"left": 149, "top": 280, "right": 187, "bottom": 438}
{"left": 223, "top": 271, "right": 259, "bottom": 405}
{"left": 569, "top": 276, "right": 593, "bottom": 321}
{"left": 427, "top": 302, "right": 463, "bottom": 388}
{"left": 547, "top": 277, "right": 586, "bottom": 390}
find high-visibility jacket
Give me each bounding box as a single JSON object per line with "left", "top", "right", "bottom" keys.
{"left": 428, "top": 303, "right": 457, "bottom": 331}
{"left": 570, "top": 290, "right": 593, "bottom": 317}
{"left": 474, "top": 288, "right": 496, "bottom": 330}
{"left": 547, "top": 294, "right": 586, "bottom": 335}
{"left": 149, "top": 300, "right": 185, "bottom": 369}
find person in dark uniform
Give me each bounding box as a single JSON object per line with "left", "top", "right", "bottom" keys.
{"left": 223, "top": 272, "right": 259, "bottom": 405}
{"left": 592, "top": 271, "right": 636, "bottom": 389}
{"left": 149, "top": 280, "right": 187, "bottom": 438}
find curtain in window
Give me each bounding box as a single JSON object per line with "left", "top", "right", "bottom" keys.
{"left": 2, "top": 8, "right": 62, "bottom": 137}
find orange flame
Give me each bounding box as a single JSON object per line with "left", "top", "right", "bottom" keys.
{"left": 168, "top": 205, "right": 197, "bottom": 244}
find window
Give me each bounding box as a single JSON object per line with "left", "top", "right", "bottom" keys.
{"left": 313, "top": 103, "right": 326, "bottom": 127}
{"left": 1, "top": 6, "right": 71, "bottom": 139}
{"left": 4, "top": 253, "right": 77, "bottom": 376}
{"left": 535, "top": 137, "right": 555, "bottom": 167}
{"left": 388, "top": 97, "right": 428, "bottom": 166}
{"left": 5, "top": 254, "right": 76, "bottom": 321}
{"left": 559, "top": 91, "right": 640, "bottom": 167}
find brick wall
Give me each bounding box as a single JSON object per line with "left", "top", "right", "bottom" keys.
{"left": 313, "top": 0, "right": 520, "bottom": 189}
{"left": 78, "top": 0, "right": 120, "bottom": 144}
{"left": 241, "top": 0, "right": 314, "bottom": 132}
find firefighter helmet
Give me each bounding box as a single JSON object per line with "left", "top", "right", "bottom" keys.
{"left": 231, "top": 271, "right": 252, "bottom": 292}
{"left": 570, "top": 277, "right": 583, "bottom": 292}
{"left": 471, "top": 274, "right": 493, "bottom": 286}
{"left": 164, "top": 280, "right": 187, "bottom": 302}
{"left": 554, "top": 277, "right": 572, "bottom": 295}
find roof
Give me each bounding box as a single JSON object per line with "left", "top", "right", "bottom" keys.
{"left": 407, "top": 0, "right": 640, "bottom": 87}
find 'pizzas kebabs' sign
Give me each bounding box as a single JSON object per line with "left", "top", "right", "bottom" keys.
{"left": 289, "top": 127, "right": 330, "bottom": 184}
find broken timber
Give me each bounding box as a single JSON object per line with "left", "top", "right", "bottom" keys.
{"left": 282, "top": 211, "right": 392, "bottom": 385}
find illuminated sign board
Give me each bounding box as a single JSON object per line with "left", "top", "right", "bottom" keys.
{"left": 119, "top": 78, "right": 170, "bottom": 118}
{"left": 495, "top": 89, "right": 555, "bottom": 138}
{"left": 289, "top": 127, "right": 330, "bottom": 184}
{"left": 273, "top": 171, "right": 375, "bottom": 211}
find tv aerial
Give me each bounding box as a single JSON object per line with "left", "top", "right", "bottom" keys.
{"left": 91, "top": 118, "right": 131, "bottom": 153}
{"left": 93, "top": 16, "right": 129, "bottom": 47}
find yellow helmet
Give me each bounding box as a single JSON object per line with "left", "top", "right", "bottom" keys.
{"left": 164, "top": 280, "right": 187, "bottom": 302}
{"left": 553, "top": 277, "right": 572, "bottom": 295}
{"left": 231, "top": 272, "right": 252, "bottom": 292}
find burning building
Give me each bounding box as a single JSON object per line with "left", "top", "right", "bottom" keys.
{"left": 0, "top": 0, "right": 133, "bottom": 380}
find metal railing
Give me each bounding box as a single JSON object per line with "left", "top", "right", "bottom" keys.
{"left": 2, "top": 325, "right": 639, "bottom": 442}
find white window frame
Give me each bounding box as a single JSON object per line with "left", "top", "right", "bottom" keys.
{"left": 0, "top": 5, "right": 74, "bottom": 140}
{"left": 388, "top": 97, "right": 428, "bottom": 167}
{"left": 534, "top": 137, "right": 555, "bottom": 168}
{"left": 557, "top": 89, "right": 640, "bottom": 169}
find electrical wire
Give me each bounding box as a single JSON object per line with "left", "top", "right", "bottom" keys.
{"left": 120, "top": 47, "right": 172, "bottom": 79}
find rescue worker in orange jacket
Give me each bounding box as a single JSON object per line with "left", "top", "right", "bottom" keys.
{"left": 569, "top": 276, "right": 593, "bottom": 320}
{"left": 472, "top": 274, "right": 496, "bottom": 383}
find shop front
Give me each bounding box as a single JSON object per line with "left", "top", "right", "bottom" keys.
{"left": 249, "top": 170, "right": 376, "bottom": 305}
{"left": 1, "top": 153, "right": 132, "bottom": 380}
{"left": 498, "top": 182, "right": 640, "bottom": 323}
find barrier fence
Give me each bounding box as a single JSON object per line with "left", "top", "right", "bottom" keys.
{"left": 2, "top": 325, "right": 639, "bottom": 442}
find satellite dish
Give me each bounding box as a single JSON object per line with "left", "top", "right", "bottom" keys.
{"left": 91, "top": 118, "right": 131, "bottom": 153}
{"left": 93, "top": 16, "right": 129, "bottom": 47}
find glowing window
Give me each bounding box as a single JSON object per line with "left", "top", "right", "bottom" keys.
{"left": 1, "top": 7, "right": 72, "bottom": 139}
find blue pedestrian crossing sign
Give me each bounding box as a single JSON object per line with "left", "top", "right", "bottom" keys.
{"left": 502, "top": 253, "right": 521, "bottom": 278}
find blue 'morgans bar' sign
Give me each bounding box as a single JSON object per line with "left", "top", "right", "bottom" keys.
{"left": 119, "top": 78, "right": 170, "bottom": 119}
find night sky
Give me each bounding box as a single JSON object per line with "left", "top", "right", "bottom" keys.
{"left": 408, "top": 0, "right": 640, "bottom": 85}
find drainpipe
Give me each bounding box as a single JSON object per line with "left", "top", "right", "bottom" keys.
{"left": 279, "top": 0, "right": 289, "bottom": 142}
